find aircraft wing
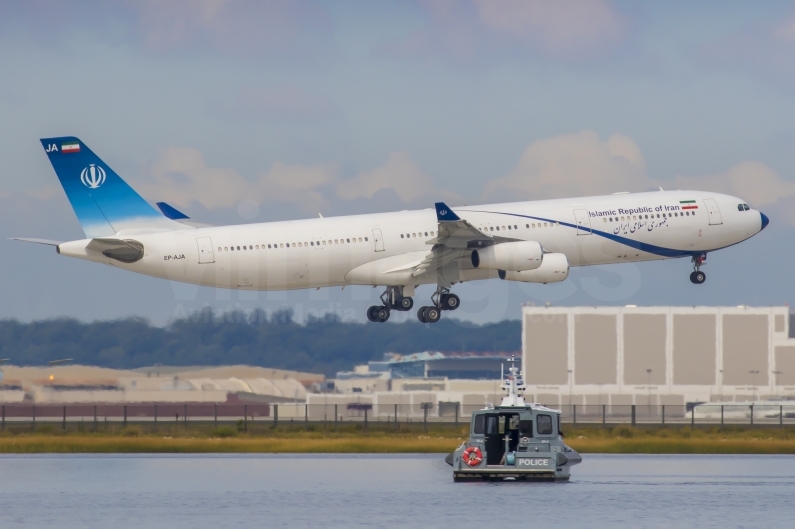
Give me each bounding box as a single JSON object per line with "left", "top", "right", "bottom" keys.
{"left": 408, "top": 202, "right": 520, "bottom": 285}
{"left": 428, "top": 202, "right": 493, "bottom": 249}
{"left": 411, "top": 203, "right": 480, "bottom": 283}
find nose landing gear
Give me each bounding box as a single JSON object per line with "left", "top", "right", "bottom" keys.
{"left": 690, "top": 253, "right": 706, "bottom": 284}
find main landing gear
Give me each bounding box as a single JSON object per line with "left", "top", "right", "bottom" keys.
{"left": 417, "top": 287, "right": 459, "bottom": 324}
{"left": 367, "top": 286, "right": 414, "bottom": 323}
{"left": 690, "top": 253, "right": 706, "bottom": 284}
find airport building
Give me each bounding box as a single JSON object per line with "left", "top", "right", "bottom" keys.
{"left": 522, "top": 305, "right": 795, "bottom": 406}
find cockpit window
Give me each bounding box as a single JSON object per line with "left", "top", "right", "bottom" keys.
{"left": 537, "top": 414, "right": 553, "bottom": 435}
{"left": 519, "top": 419, "right": 534, "bottom": 437}
{"left": 738, "top": 204, "right": 744, "bottom": 211}
{"left": 473, "top": 414, "right": 485, "bottom": 434}
{"left": 744, "top": 204, "right": 750, "bottom": 211}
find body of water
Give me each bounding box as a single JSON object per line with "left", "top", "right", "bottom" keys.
{"left": 0, "top": 454, "right": 792, "bottom": 528}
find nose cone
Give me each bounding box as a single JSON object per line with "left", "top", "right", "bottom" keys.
{"left": 760, "top": 212, "right": 770, "bottom": 231}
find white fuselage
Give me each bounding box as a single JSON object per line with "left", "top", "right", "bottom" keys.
{"left": 57, "top": 190, "right": 765, "bottom": 290}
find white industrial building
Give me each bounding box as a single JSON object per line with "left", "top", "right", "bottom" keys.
{"left": 522, "top": 305, "right": 795, "bottom": 406}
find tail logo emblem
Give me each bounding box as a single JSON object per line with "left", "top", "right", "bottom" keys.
{"left": 80, "top": 164, "right": 106, "bottom": 189}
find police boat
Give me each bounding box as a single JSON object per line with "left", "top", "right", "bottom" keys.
{"left": 446, "top": 357, "right": 581, "bottom": 482}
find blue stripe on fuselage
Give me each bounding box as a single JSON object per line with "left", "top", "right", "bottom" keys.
{"left": 468, "top": 210, "right": 698, "bottom": 258}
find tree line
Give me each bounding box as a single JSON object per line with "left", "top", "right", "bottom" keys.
{"left": 0, "top": 309, "right": 521, "bottom": 376}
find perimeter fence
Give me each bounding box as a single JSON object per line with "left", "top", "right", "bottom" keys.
{"left": 2, "top": 402, "right": 795, "bottom": 432}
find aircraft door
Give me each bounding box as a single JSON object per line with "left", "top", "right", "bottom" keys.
{"left": 196, "top": 236, "right": 215, "bottom": 264}
{"left": 703, "top": 198, "right": 723, "bottom": 225}
{"left": 372, "top": 228, "right": 385, "bottom": 252}
{"left": 573, "top": 209, "right": 591, "bottom": 235}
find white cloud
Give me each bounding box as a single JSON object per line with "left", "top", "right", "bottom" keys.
{"left": 484, "top": 130, "right": 647, "bottom": 200}
{"left": 139, "top": 147, "right": 448, "bottom": 214}
{"left": 484, "top": 130, "right": 795, "bottom": 223}
{"left": 336, "top": 151, "right": 458, "bottom": 203}
{"left": 143, "top": 147, "right": 249, "bottom": 209}
{"left": 141, "top": 147, "right": 335, "bottom": 213}
{"left": 386, "top": 0, "right": 629, "bottom": 63}
{"left": 259, "top": 161, "right": 336, "bottom": 212}
{"left": 671, "top": 161, "right": 795, "bottom": 208}
{"left": 473, "top": 0, "right": 626, "bottom": 56}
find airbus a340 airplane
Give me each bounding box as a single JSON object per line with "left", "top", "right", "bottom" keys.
{"left": 16, "top": 137, "right": 769, "bottom": 324}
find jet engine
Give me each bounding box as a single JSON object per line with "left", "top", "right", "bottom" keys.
{"left": 498, "top": 253, "right": 569, "bottom": 283}
{"left": 471, "top": 241, "right": 543, "bottom": 272}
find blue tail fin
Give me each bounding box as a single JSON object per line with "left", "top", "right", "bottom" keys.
{"left": 40, "top": 136, "right": 176, "bottom": 238}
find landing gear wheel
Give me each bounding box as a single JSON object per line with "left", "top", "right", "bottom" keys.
{"left": 399, "top": 297, "right": 414, "bottom": 311}
{"left": 690, "top": 271, "right": 706, "bottom": 284}
{"left": 423, "top": 306, "right": 441, "bottom": 323}
{"left": 376, "top": 306, "right": 391, "bottom": 322}
{"left": 440, "top": 293, "right": 460, "bottom": 311}
{"left": 368, "top": 305, "right": 390, "bottom": 322}
{"left": 367, "top": 305, "right": 380, "bottom": 322}
{"left": 417, "top": 306, "right": 427, "bottom": 323}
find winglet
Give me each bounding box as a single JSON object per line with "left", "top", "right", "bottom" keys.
{"left": 156, "top": 202, "right": 190, "bottom": 220}
{"left": 435, "top": 202, "right": 460, "bottom": 221}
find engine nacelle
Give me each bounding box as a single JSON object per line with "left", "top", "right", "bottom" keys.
{"left": 498, "top": 253, "right": 569, "bottom": 284}
{"left": 470, "top": 241, "right": 543, "bottom": 272}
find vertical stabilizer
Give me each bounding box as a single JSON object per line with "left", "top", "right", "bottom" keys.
{"left": 40, "top": 137, "right": 178, "bottom": 238}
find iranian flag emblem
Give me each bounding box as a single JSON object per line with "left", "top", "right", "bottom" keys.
{"left": 62, "top": 142, "right": 80, "bottom": 153}
{"left": 680, "top": 200, "right": 698, "bottom": 210}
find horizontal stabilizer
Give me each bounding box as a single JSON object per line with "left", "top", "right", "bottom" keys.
{"left": 156, "top": 202, "right": 189, "bottom": 220}
{"left": 156, "top": 201, "right": 214, "bottom": 227}
{"left": 10, "top": 238, "right": 63, "bottom": 246}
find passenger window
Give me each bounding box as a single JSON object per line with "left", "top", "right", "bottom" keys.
{"left": 473, "top": 415, "right": 485, "bottom": 434}
{"left": 365, "top": 237, "right": 368, "bottom": 241}
{"left": 498, "top": 415, "right": 506, "bottom": 434}
{"left": 537, "top": 414, "right": 553, "bottom": 435}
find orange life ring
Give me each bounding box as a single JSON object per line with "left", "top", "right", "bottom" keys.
{"left": 462, "top": 446, "right": 483, "bottom": 467}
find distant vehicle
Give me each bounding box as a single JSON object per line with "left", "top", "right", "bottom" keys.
{"left": 446, "top": 358, "right": 581, "bottom": 482}
{"left": 17, "top": 136, "right": 768, "bottom": 323}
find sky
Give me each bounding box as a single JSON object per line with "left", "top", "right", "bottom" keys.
{"left": 1, "top": 0, "right": 795, "bottom": 326}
